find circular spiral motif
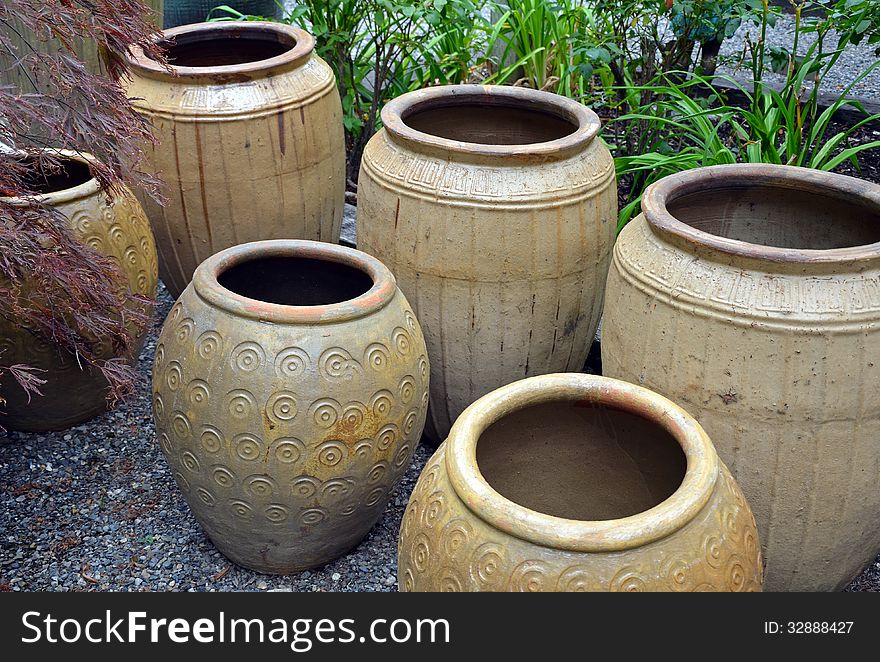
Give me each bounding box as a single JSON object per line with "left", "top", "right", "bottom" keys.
{"left": 471, "top": 543, "right": 506, "bottom": 588}
{"left": 319, "top": 348, "right": 361, "bottom": 378}
{"left": 727, "top": 554, "right": 747, "bottom": 591}
{"left": 556, "top": 566, "right": 597, "bottom": 592}
{"left": 227, "top": 389, "right": 257, "bottom": 420}
{"left": 412, "top": 533, "right": 431, "bottom": 573}
{"left": 440, "top": 519, "right": 473, "bottom": 560}
{"left": 703, "top": 534, "right": 724, "bottom": 569}
{"left": 660, "top": 556, "right": 692, "bottom": 592}
{"left": 404, "top": 310, "right": 418, "bottom": 333}
{"left": 291, "top": 476, "right": 321, "bottom": 498}
{"left": 402, "top": 500, "right": 419, "bottom": 539}
{"left": 402, "top": 568, "right": 415, "bottom": 592}
{"left": 196, "top": 331, "right": 222, "bottom": 360}
{"left": 610, "top": 567, "right": 648, "bottom": 592}
{"left": 417, "top": 355, "right": 429, "bottom": 382}
{"left": 321, "top": 479, "right": 354, "bottom": 501}
{"left": 354, "top": 439, "right": 373, "bottom": 458}
{"left": 70, "top": 210, "right": 92, "bottom": 234}
{"left": 233, "top": 433, "right": 262, "bottom": 461}
{"left": 245, "top": 474, "right": 277, "bottom": 498}
{"left": 438, "top": 568, "right": 463, "bottom": 592}
{"left": 265, "top": 504, "right": 289, "bottom": 523}
{"left": 339, "top": 502, "right": 358, "bottom": 517}
{"left": 403, "top": 410, "right": 419, "bottom": 436}
{"left": 199, "top": 426, "right": 224, "bottom": 454}
{"left": 231, "top": 342, "right": 265, "bottom": 373}
{"left": 309, "top": 399, "right": 342, "bottom": 428}
{"left": 724, "top": 509, "right": 739, "bottom": 536}
{"left": 744, "top": 527, "right": 759, "bottom": 565}
{"left": 509, "top": 560, "right": 550, "bottom": 592}
{"left": 181, "top": 451, "right": 201, "bottom": 474}
{"left": 165, "top": 361, "right": 183, "bottom": 391}
{"left": 158, "top": 433, "right": 173, "bottom": 455}
{"left": 186, "top": 379, "right": 210, "bottom": 407}
{"left": 136, "top": 270, "right": 149, "bottom": 294}
{"left": 228, "top": 499, "right": 254, "bottom": 519}
{"left": 421, "top": 459, "right": 442, "bottom": 488}
{"left": 317, "top": 440, "right": 347, "bottom": 467}
{"left": 154, "top": 344, "right": 165, "bottom": 369}
{"left": 339, "top": 403, "right": 366, "bottom": 432}
{"left": 300, "top": 508, "right": 327, "bottom": 526}
{"left": 153, "top": 393, "right": 165, "bottom": 421}
{"left": 271, "top": 437, "right": 305, "bottom": 464}
{"left": 364, "top": 343, "right": 391, "bottom": 371}
{"left": 421, "top": 491, "right": 446, "bottom": 528}
{"left": 368, "top": 462, "right": 388, "bottom": 485}
{"left": 124, "top": 246, "right": 138, "bottom": 266}
{"left": 85, "top": 236, "right": 104, "bottom": 251}
{"left": 196, "top": 487, "right": 215, "bottom": 507}
{"left": 267, "top": 391, "right": 298, "bottom": 423}
{"left": 175, "top": 318, "right": 194, "bottom": 343}
{"left": 398, "top": 376, "right": 416, "bottom": 404}
{"left": 169, "top": 302, "right": 182, "bottom": 323}
{"left": 171, "top": 412, "right": 191, "bottom": 439}
{"left": 392, "top": 327, "right": 412, "bottom": 356}
{"left": 174, "top": 472, "right": 190, "bottom": 493}
{"left": 370, "top": 390, "right": 394, "bottom": 418}
{"left": 275, "top": 347, "right": 310, "bottom": 378}
{"left": 394, "top": 444, "right": 411, "bottom": 469}
{"left": 364, "top": 486, "right": 386, "bottom": 508}
{"left": 213, "top": 466, "right": 235, "bottom": 488}
{"left": 376, "top": 424, "right": 398, "bottom": 451}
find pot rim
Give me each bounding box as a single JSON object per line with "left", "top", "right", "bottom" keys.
{"left": 381, "top": 84, "right": 600, "bottom": 161}
{"left": 125, "top": 21, "right": 315, "bottom": 82}
{"left": 192, "top": 240, "right": 398, "bottom": 324}
{"left": 643, "top": 163, "right": 880, "bottom": 264}
{"left": 445, "top": 373, "right": 720, "bottom": 553}
{"left": 0, "top": 149, "right": 99, "bottom": 206}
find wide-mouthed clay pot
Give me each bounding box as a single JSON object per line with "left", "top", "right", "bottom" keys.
{"left": 0, "top": 150, "right": 158, "bottom": 432}
{"left": 398, "top": 373, "right": 762, "bottom": 592}
{"left": 602, "top": 164, "right": 880, "bottom": 591}
{"left": 357, "top": 85, "right": 617, "bottom": 440}
{"left": 124, "top": 21, "right": 345, "bottom": 298}
{"left": 152, "top": 240, "right": 429, "bottom": 572}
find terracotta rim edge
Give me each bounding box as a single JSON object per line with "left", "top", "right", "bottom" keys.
{"left": 125, "top": 21, "right": 316, "bottom": 82}
{"left": 643, "top": 163, "right": 880, "bottom": 264}
{"left": 193, "top": 240, "right": 397, "bottom": 324}
{"left": 381, "top": 84, "right": 601, "bottom": 161}
{"left": 0, "top": 149, "right": 100, "bottom": 206}
{"left": 445, "top": 373, "right": 720, "bottom": 553}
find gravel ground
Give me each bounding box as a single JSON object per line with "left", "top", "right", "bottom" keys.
{"left": 719, "top": 11, "right": 880, "bottom": 99}
{"left": 0, "top": 284, "right": 432, "bottom": 592}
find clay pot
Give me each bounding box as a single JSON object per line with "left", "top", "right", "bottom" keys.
{"left": 0, "top": 151, "right": 158, "bottom": 431}
{"left": 357, "top": 85, "right": 617, "bottom": 440}
{"left": 124, "top": 21, "right": 345, "bottom": 298}
{"left": 601, "top": 164, "right": 880, "bottom": 591}
{"left": 398, "top": 373, "right": 762, "bottom": 592}
{"left": 152, "top": 240, "right": 429, "bottom": 572}
{"left": 163, "top": 1, "right": 280, "bottom": 28}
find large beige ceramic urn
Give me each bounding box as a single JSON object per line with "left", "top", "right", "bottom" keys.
{"left": 602, "top": 164, "right": 880, "bottom": 591}
{"left": 0, "top": 150, "right": 158, "bottom": 432}
{"left": 152, "top": 240, "right": 429, "bottom": 573}
{"left": 398, "top": 374, "right": 763, "bottom": 592}
{"left": 124, "top": 21, "right": 345, "bottom": 298}
{"left": 358, "top": 85, "right": 617, "bottom": 440}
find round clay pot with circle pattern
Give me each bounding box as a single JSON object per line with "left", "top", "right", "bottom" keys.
{"left": 152, "top": 240, "right": 429, "bottom": 573}
{"left": 398, "top": 373, "right": 762, "bottom": 592}
{"left": 0, "top": 150, "right": 158, "bottom": 432}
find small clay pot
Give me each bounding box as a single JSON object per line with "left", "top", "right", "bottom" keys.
{"left": 0, "top": 150, "right": 158, "bottom": 432}
{"left": 153, "top": 240, "right": 429, "bottom": 573}
{"left": 398, "top": 373, "right": 762, "bottom": 592}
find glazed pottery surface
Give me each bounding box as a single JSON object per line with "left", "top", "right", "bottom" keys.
{"left": 0, "top": 151, "right": 158, "bottom": 432}
{"left": 124, "top": 21, "right": 345, "bottom": 298}
{"left": 357, "top": 85, "right": 617, "bottom": 440}
{"left": 152, "top": 240, "right": 429, "bottom": 573}
{"left": 398, "top": 374, "right": 762, "bottom": 592}
{"left": 602, "top": 164, "right": 880, "bottom": 591}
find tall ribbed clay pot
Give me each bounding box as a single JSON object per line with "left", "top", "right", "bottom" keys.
{"left": 124, "top": 21, "right": 345, "bottom": 298}
{"left": 398, "top": 373, "right": 762, "bottom": 592}
{"left": 152, "top": 240, "right": 429, "bottom": 572}
{"left": 602, "top": 164, "right": 880, "bottom": 591}
{"left": 357, "top": 85, "right": 617, "bottom": 440}
{"left": 0, "top": 150, "right": 158, "bottom": 431}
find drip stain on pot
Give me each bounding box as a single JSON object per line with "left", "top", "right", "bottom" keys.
{"left": 475, "top": 401, "right": 686, "bottom": 521}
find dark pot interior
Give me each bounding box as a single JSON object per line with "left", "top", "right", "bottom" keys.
{"left": 403, "top": 100, "right": 578, "bottom": 145}
{"left": 14, "top": 156, "right": 92, "bottom": 196}
{"left": 218, "top": 256, "right": 374, "bottom": 306}
{"left": 669, "top": 184, "right": 880, "bottom": 250}
{"left": 476, "top": 401, "right": 687, "bottom": 521}
{"left": 160, "top": 29, "right": 295, "bottom": 67}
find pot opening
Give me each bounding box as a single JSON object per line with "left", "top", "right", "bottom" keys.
{"left": 159, "top": 30, "right": 295, "bottom": 67}
{"left": 14, "top": 155, "right": 92, "bottom": 195}
{"left": 475, "top": 400, "right": 687, "bottom": 521}
{"left": 402, "top": 99, "right": 579, "bottom": 146}
{"left": 668, "top": 184, "right": 880, "bottom": 250}
{"left": 217, "top": 256, "right": 374, "bottom": 306}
